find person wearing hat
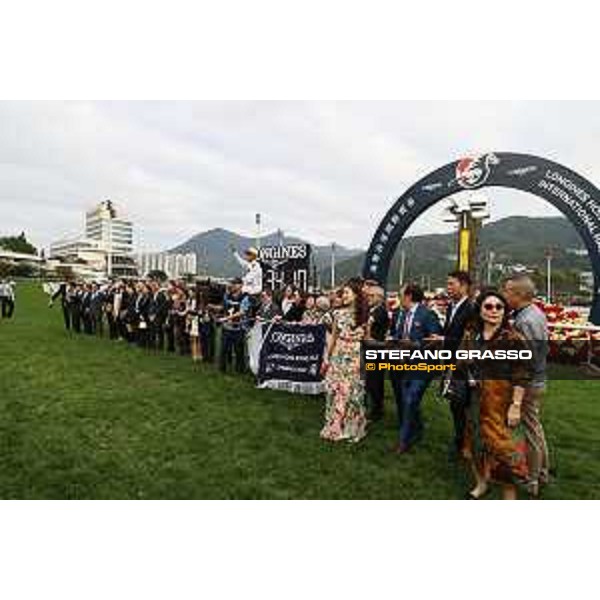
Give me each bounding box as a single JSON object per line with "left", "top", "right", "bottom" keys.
{"left": 231, "top": 245, "right": 263, "bottom": 326}
{"left": 231, "top": 245, "right": 263, "bottom": 296}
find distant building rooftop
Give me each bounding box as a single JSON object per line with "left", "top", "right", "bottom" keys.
{"left": 0, "top": 248, "right": 43, "bottom": 262}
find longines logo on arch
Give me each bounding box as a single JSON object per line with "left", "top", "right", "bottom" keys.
{"left": 455, "top": 153, "right": 500, "bottom": 189}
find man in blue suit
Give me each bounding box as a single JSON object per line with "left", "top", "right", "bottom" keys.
{"left": 390, "top": 284, "right": 442, "bottom": 454}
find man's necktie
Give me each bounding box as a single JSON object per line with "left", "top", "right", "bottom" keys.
{"left": 403, "top": 310, "right": 413, "bottom": 339}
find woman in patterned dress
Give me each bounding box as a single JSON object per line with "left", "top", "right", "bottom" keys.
{"left": 459, "top": 289, "right": 533, "bottom": 500}
{"left": 320, "top": 278, "right": 369, "bottom": 443}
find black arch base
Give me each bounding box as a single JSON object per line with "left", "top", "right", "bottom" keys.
{"left": 362, "top": 152, "right": 600, "bottom": 325}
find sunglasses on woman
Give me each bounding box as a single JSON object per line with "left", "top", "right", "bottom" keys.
{"left": 482, "top": 302, "right": 505, "bottom": 311}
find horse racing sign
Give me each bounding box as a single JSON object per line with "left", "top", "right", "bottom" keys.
{"left": 259, "top": 243, "right": 311, "bottom": 291}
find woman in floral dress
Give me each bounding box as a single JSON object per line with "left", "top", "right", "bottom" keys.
{"left": 320, "top": 278, "right": 368, "bottom": 443}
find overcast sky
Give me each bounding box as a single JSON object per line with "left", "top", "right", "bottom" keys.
{"left": 1, "top": 101, "right": 599, "bottom": 252}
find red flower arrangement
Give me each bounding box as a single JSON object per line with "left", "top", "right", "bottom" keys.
{"left": 532, "top": 298, "right": 600, "bottom": 362}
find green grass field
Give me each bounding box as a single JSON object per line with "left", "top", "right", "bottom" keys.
{"left": 0, "top": 283, "right": 598, "bottom": 499}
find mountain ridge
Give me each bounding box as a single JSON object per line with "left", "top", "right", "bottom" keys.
{"left": 330, "top": 216, "right": 589, "bottom": 288}
{"left": 167, "top": 217, "right": 590, "bottom": 289}
{"left": 169, "top": 228, "right": 362, "bottom": 277}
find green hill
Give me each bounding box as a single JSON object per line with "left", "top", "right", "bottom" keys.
{"left": 170, "top": 228, "right": 361, "bottom": 278}
{"left": 328, "top": 216, "right": 589, "bottom": 290}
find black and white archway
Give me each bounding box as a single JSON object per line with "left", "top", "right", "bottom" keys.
{"left": 362, "top": 152, "right": 600, "bottom": 324}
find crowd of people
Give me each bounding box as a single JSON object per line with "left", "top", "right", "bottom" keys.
{"left": 47, "top": 277, "right": 343, "bottom": 367}
{"left": 48, "top": 244, "right": 551, "bottom": 499}
{"left": 48, "top": 246, "right": 338, "bottom": 372}
{"left": 322, "top": 270, "right": 550, "bottom": 500}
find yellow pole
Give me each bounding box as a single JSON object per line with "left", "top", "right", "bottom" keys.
{"left": 458, "top": 228, "right": 471, "bottom": 272}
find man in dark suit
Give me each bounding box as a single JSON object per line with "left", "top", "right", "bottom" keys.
{"left": 80, "top": 284, "right": 94, "bottom": 335}
{"left": 147, "top": 280, "right": 170, "bottom": 351}
{"left": 120, "top": 283, "right": 137, "bottom": 343}
{"left": 203, "top": 279, "right": 226, "bottom": 363}
{"left": 70, "top": 283, "right": 83, "bottom": 333}
{"left": 103, "top": 284, "right": 117, "bottom": 339}
{"left": 256, "top": 288, "right": 281, "bottom": 321}
{"left": 390, "top": 284, "right": 442, "bottom": 454}
{"left": 429, "top": 270, "right": 476, "bottom": 454}
{"left": 219, "top": 278, "right": 247, "bottom": 373}
{"left": 89, "top": 282, "right": 105, "bottom": 336}
{"left": 49, "top": 281, "right": 72, "bottom": 330}
{"left": 364, "top": 285, "right": 389, "bottom": 421}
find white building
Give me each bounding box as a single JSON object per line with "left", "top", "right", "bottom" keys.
{"left": 136, "top": 252, "right": 197, "bottom": 279}
{"left": 567, "top": 247, "right": 588, "bottom": 257}
{"left": 86, "top": 200, "right": 133, "bottom": 257}
{"left": 0, "top": 247, "right": 43, "bottom": 264}
{"left": 49, "top": 200, "right": 137, "bottom": 278}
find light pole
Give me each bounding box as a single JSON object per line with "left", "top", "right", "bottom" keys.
{"left": 107, "top": 213, "right": 113, "bottom": 278}
{"left": 486, "top": 250, "right": 495, "bottom": 286}
{"left": 545, "top": 248, "right": 553, "bottom": 303}
{"left": 399, "top": 248, "right": 406, "bottom": 291}
{"left": 255, "top": 213, "right": 261, "bottom": 250}
{"left": 330, "top": 242, "right": 336, "bottom": 289}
